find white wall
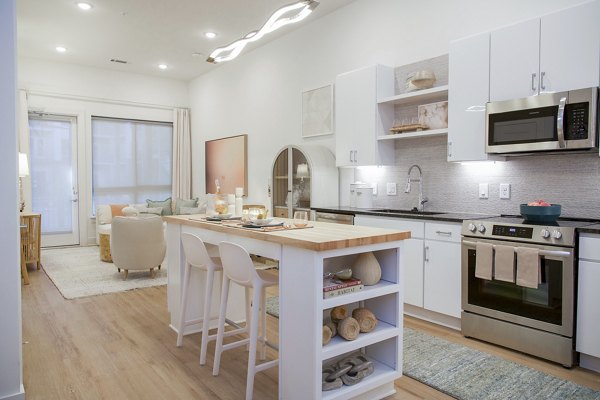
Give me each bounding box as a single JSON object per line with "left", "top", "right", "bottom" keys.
{"left": 0, "top": 1, "right": 24, "bottom": 399}
{"left": 18, "top": 58, "right": 190, "bottom": 244}
{"left": 188, "top": 0, "right": 583, "bottom": 206}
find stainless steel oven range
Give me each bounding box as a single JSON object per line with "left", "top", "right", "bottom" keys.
{"left": 461, "top": 216, "right": 594, "bottom": 367}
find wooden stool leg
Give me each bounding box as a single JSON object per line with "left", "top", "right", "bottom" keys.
{"left": 21, "top": 256, "right": 30, "bottom": 285}
{"left": 124, "top": 270, "right": 129, "bottom": 280}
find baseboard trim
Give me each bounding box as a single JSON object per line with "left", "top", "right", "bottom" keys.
{"left": 0, "top": 384, "right": 25, "bottom": 400}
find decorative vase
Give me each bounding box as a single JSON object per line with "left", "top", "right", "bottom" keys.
{"left": 351, "top": 252, "right": 381, "bottom": 285}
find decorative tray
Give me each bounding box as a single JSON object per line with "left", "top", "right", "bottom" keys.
{"left": 389, "top": 123, "right": 429, "bottom": 134}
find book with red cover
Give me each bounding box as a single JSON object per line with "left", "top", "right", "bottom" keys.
{"left": 323, "top": 277, "right": 362, "bottom": 292}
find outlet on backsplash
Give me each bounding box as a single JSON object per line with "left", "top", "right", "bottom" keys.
{"left": 386, "top": 182, "right": 397, "bottom": 195}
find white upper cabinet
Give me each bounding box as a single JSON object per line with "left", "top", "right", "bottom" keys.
{"left": 448, "top": 32, "right": 493, "bottom": 162}
{"left": 490, "top": 0, "right": 600, "bottom": 102}
{"left": 539, "top": 0, "right": 600, "bottom": 94}
{"left": 490, "top": 18, "right": 540, "bottom": 101}
{"left": 335, "top": 65, "right": 395, "bottom": 167}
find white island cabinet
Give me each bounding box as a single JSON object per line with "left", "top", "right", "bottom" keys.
{"left": 164, "top": 215, "right": 409, "bottom": 399}
{"left": 577, "top": 233, "right": 600, "bottom": 373}
{"left": 490, "top": 0, "right": 600, "bottom": 101}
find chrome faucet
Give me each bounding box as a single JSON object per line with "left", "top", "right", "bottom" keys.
{"left": 405, "top": 164, "right": 428, "bottom": 212}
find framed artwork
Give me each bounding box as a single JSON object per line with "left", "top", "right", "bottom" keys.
{"left": 205, "top": 134, "right": 248, "bottom": 195}
{"left": 302, "top": 84, "right": 333, "bottom": 137}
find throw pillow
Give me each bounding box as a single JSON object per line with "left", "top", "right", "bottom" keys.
{"left": 178, "top": 206, "right": 201, "bottom": 215}
{"left": 140, "top": 207, "right": 163, "bottom": 215}
{"left": 146, "top": 197, "right": 172, "bottom": 216}
{"left": 122, "top": 206, "right": 139, "bottom": 217}
{"left": 175, "top": 198, "right": 199, "bottom": 214}
{"left": 110, "top": 204, "right": 128, "bottom": 218}
{"left": 131, "top": 203, "right": 149, "bottom": 212}
{"left": 96, "top": 205, "right": 112, "bottom": 225}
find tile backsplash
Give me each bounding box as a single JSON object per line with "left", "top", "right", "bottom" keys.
{"left": 355, "top": 135, "right": 600, "bottom": 219}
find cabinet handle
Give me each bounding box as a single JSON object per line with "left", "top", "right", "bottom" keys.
{"left": 435, "top": 230, "right": 453, "bottom": 236}
{"left": 349, "top": 150, "right": 353, "bottom": 163}
{"left": 531, "top": 73, "right": 537, "bottom": 92}
{"left": 447, "top": 142, "right": 452, "bottom": 159}
{"left": 540, "top": 71, "right": 546, "bottom": 91}
{"left": 424, "top": 245, "right": 430, "bottom": 262}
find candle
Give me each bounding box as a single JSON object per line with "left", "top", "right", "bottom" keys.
{"left": 235, "top": 187, "right": 244, "bottom": 197}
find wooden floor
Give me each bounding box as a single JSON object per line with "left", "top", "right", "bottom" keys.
{"left": 22, "top": 264, "right": 600, "bottom": 399}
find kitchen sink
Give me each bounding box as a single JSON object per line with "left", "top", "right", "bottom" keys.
{"left": 366, "top": 208, "right": 444, "bottom": 216}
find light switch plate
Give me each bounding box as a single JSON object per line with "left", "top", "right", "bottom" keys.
{"left": 499, "top": 183, "right": 511, "bottom": 199}
{"left": 479, "top": 183, "right": 489, "bottom": 199}
{"left": 386, "top": 182, "right": 397, "bottom": 195}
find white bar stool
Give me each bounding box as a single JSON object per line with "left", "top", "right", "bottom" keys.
{"left": 213, "top": 241, "right": 279, "bottom": 400}
{"left": 176, "top": 233, "right": 250, "bottom": 366}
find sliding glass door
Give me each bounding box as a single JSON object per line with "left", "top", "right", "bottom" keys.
{"left": 28, "top": 113, "right": 80, "bottom": 247}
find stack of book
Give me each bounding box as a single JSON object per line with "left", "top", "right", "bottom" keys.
{"left": 323, "top": 276, "right": 363, "bottom": 299}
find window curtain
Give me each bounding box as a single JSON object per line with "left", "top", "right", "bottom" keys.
{"left": 172, "top": 108, "right": 192, "bottom": 200}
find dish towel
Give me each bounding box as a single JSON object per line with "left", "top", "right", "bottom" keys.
{"left": 475, "top": 242, "right": 493, "bottom": 280}
{"left": 516, "top": 247, "right": 540, "bottom": 289}
{"left": 494, "top": 245, "right": 516, "bottom": 282}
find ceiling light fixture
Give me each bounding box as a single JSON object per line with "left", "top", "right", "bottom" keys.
{"left": 76, "top": 2, "right": 93, "bottom": 10}
{"left": 204, "top": 32, "right": 217, "bottom": 39}
{"left": 206, "top": 0, "right": 319, "bottom": 64}
{"left": 158, "top": 64, "right": 168, "bottom": 70}
{"left": 55, "top": 46, "right": 67, "bottom": 53}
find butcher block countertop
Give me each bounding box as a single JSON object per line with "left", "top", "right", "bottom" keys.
{"left": 164, "top": 214, "right": 410, "bottom": 251}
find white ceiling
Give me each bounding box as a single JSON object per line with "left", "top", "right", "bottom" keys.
{"left": 17, "top": 0, "right": 351, "bottom": 81}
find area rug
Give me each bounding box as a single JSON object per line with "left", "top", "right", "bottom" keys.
{"left": 41, "top": 246, "right": 167, "bottom": 299}
{"left": 265, "top": 296, "right": 600, "bottom": 399}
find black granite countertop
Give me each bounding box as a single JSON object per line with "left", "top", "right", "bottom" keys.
{"left": 576, "top": 224, "right": 600, "bottom": 234}
{"left": 311, "top": 206, "right": 498, "bottom": 223}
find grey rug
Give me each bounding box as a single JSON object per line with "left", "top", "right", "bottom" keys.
{"left": 42, "top": 246, "right": 167, "bottom": 299}
{"left": 265, "top": 296, "right": 600, "bottom": 399}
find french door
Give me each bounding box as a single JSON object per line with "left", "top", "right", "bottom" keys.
{"left": 28, "top": 113, "right": 80, "bottom": 247}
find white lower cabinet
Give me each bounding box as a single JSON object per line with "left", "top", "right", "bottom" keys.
{"left": 355, "top": 215, "right": 461, "bottom": 319}
{"left": 576, "top": 234, "right": 600, "bottom": 371}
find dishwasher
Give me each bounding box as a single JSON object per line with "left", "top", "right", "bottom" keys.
{"left": 314, "top": 211, "right": 354, "bottom": 225}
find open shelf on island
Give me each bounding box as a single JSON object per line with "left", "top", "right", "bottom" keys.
{"left": 321, "top": 321, "right": 400, "bottom": 360}
{"left": 322, "top": 281, "right": 400, "bottom": 309}
{"left": 321, "top": 358, "right": 401, "bottom": 400}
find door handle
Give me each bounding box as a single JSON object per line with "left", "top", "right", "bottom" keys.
{"left": 531, "top": 73, "right": 537, "bottom": 92}
{"left": 424, "top": 245, "right": 430, "bottom": 262}
{"left": 557, "top": 96, "right": 567, "bottom": 148}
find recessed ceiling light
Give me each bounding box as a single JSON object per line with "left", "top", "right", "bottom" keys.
{"left": 76, "top": 2, "right": 93, "bottom": 10}
{"left": 55, "top": 46, "right": 67, "bottom": 53}
{"left": 204, "top": 32, "right": 217, "bottom": 39}
{"left": 158, "top": 64, "right": 168, "bottom": 70}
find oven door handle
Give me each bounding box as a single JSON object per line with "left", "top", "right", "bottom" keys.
{"left": 462, "top": 240, "right": 572, "bottom": 258}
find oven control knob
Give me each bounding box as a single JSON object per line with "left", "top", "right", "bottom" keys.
{"left": 540, "top": 229, "right": 550, "bottom": 239}
{"left": 477, "top": 224, "right": 486, "bottom": 233}
{"left": 552, "top": 230, "right": 562, "bottom": 239}
{"left": 468, "top": 223, "right": 476, "bottom": 232}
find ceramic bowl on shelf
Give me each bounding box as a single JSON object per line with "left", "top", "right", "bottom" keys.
{"left": 405, "top": 70, "right": 436, "bottom": 91}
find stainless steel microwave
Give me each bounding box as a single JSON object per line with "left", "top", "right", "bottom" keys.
{"left": 486, "top": 87, "right": 598, "bottom": 154}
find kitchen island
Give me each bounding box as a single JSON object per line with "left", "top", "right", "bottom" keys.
{"left": 164, "top": 215, "right": 410, "bottom": 400}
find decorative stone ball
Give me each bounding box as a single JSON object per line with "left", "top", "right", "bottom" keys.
{"left": 338, "top": 317, "right": 360, "bottom": 341}
{"left": 351, "top": 252, "right": 381, "bottom": 285}
{"left": 352, "top": 308, "right": 378, "bottom": 333}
